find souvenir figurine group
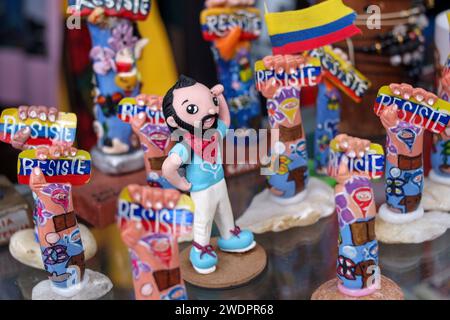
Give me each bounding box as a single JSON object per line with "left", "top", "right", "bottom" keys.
{"left": 1, "top": 0, "right": 449, "bottom": 301}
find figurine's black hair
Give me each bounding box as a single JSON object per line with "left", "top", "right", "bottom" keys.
{"left": 162, "top": 75, "right": 198, "bottom": 132}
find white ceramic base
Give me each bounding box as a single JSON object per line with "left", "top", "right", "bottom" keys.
{"left": 32, "top": 269, "right": 113, "bottom": 300}
{"left": 236, "top": 177, "right": 334, "bottom": 233}
{"left": 423, "top": 175, "right": 450, "bottom": 212}
{"left": 376, "top": 210, "right": 450, "bottom": 244}
{"left": 269, "top": 188, "right": 308, "bottom": 205}
{"left": 428, "top": 169, "right": 450, "bottom": 186}
{"left": 9, "top": 224, "right": 97, "bottom": 270}
{"left": 378, "top": 203, "right": 424, "bottom": 224}
{"left": 90, "top": 147, "right": 144, "bottom": 175}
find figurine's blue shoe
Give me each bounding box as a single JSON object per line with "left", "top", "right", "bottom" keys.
{"left": 218, "top": 227, "right": 256, "bottom": 253}
{"left": 189, "top": 243, "right": 218, "bottom": 274}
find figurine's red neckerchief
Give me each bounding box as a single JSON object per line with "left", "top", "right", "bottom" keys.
{"left": 183, "top": 133, "right": 219, "bottom": 164}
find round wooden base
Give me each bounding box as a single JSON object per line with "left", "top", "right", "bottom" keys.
{"left": 180, "top": 238, "right": 267, "bottom": 289}
{"left": 311, "top": 276, "right": 404, "bottom": 300}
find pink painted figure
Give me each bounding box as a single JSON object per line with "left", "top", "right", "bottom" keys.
{"left": 259, "top": 55, "right": 309, "bottom": 200}
{"left": 330, "top": 134, "right": 380, "bottom": 297}
{"left": 30, "top": 145, "right": 86, "bottom": 294}
{"left": 10, "top": 106, "right": 59, "bottom": 150}
{"left": 8, "top": 106, "right": 73, "bottom": 245}
{"left": 130, "top": 94, "right": 174, "bottom": 188}
{"left": 431, "top": 61, "right": 450, "bottom": 181}
{"left": 379, "top": 84, "right": 438, "bottom": 218}
{"left": 161, "top": 76, "right": 255, "bottom": 274}
{"left": 119, "top": 186, "right": 188, "bottom": 300}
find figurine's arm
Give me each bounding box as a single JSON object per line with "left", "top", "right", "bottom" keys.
{"left": 162, "top": 153, "right": 192, "bottom": 192}
{"left": 211, "top": 84, "right": 231, "bottom": 127}
{"left": 332, "top": 134, "right": 374, "bottom": 221}
{"left": 11, "top": 106, "right": 59, "bottom": 150}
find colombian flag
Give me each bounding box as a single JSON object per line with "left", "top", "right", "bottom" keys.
{"left": 266, "top": 0, "right": 361, "bottom": 55}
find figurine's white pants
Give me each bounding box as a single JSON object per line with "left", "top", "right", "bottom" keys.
{"left": 190, "top": 178, "right": 235, "bottom": 246}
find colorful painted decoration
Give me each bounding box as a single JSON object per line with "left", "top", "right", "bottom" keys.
{"left": 88, "top": 14, "right": 149, "bottom": 155}
{"left": 117, "top": 97, "right": 174, "bottom": 188}
{"left": 431, "top": 56, "right": 450, "bottom": 179}
{"left": 314, "top": 82, "right": 341, "bottom": 175}
{"left": 265, "top": 0, "right": 361, "bottom": 55}
{"left": 17, "top": 149, "right": 91, "bottom": 186}
{"left": 200, "top": 7, "right": 262, "bottom": 41}
{"left": 330, "top": 135, "right": 380, "bottom": 296}
{"left": 264, "top": 87, "right": 309, "bottom": 199}
{"left": 30, "top": 168, "right": 86, "bottom": 292}
{"left": 254, "top": 58, "right": 322, "bottom": 91}
{"left": 68, "top": 0, "right": 151, "bottom": 21}
{"left": 0, "top": 108, "right": 77, "bottom": 146}
{"left": 374, "top": 86, "right": 450, "bottom": 134}
{"left": 116, "top": 98, "right": 166, "bottom": 125}
{"left": 117, "top": 188, "right": 194, "bottom": 237}
{"left": 309, "top": 46, "right": 371, "bottom": 103}
{"left": 117, "top": 187, "right": 194, "bottom": 300}
{"left": 328, "top": 141, "right": 385, "bottom": 180}
{"left": 376, "top": 84, "right": 437, "bottom": 216}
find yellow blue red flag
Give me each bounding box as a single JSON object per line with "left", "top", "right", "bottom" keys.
{"left": 265, "top": 0, "right": 361, "bottom": 54}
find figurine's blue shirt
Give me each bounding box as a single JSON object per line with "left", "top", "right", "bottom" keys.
{"left": 169, "top": 120, "right": 227, "bottom": 192}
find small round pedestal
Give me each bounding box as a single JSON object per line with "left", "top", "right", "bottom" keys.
{"left": 180, "top": 238, "right": 267, "bottom": 289}
{"left": 423, "top": 175, "right": 450, "bottom": 211}
{"left": 311, "top": 276, "right": 404, "bottom": 300}
{"left": 32, "top": 269, "right": 113, "bottom": 300}
{"left": 376, "top": 211, "right": 450, "bottom": 244}
{"left": 9, "top": 224, "right": 97, "bottom": 269}
{"left": 236, "top": 177, "right": 334, "bottom": 233}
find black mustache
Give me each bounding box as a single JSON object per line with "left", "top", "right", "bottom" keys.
{"left": 201, "top": 114, "right": 219, "bottom": 126}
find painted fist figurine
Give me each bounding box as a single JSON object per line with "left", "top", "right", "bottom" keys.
{"left": 11, "top": 106, "right": 59, "bottom": 150}
{"left": 119, "top": 186, "right": 189, "bottom": 300}
{"left": 30, "top": 145, "right": 86, "bottom": 296}
{"left": 162, "top": 76, "right": 255, "bottom": 274}
{"left": 331, "top": 134, "right": 380, "bottom": 297}
{"left": 261, "top": 55, "right": 309, "bottom": 201}
{"left": 379, "top": 83, "right": 438, "bottom": 222}
{"left": 130, "top": 94, "right": 174, "bottom": 188}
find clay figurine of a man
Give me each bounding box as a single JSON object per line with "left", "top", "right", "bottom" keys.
{"left": 161, "top": 75, "right": 256, "bottom": 274}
